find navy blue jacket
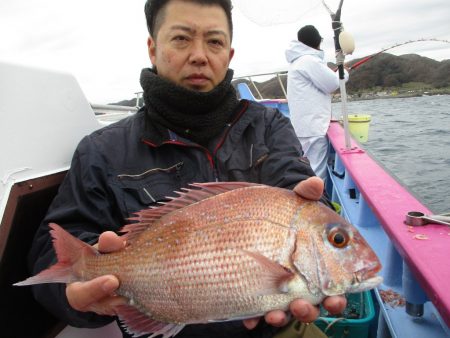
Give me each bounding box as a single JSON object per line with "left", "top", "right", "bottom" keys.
{"left": 29, "top": 99, "right": 319, "bottom": 337}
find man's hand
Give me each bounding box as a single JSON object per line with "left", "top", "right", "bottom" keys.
{"left": 66, "top": 231, "right": 128, "bottom": 316}
{"left": 243, "top": 176, "right": 347, "bottom": 329}
{"left": 293, "top": 176, "right": 324, "bottom": 200}
{"left": 243, "top": 297, "right": 347, "bottom": 329}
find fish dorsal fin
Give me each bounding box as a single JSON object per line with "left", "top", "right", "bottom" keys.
{"left": 121, "top": 182, "right": 262, "bottom": 242}
{"left": 115, "top": 304, "right": 185, "bottom": 338}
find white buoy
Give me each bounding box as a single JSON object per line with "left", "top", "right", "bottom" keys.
{"left": 339, "top": 31, "right": 355, "bottom": 55}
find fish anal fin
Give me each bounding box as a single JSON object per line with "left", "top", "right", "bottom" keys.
{"left": 121, "top": 182, "right": 262, "bottom": 243}
{"left": 243, "top": 250, "right": 295, "bottom": 295}
{"left": 115, "top": 304, "right": 185, "bottom": 338}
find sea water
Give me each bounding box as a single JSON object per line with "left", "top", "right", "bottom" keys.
{"left": 332, "top": 94, "right": 450, "bottom": 213}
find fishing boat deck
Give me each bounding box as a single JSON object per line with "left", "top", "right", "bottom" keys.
{"left": 327, "top": 122, "right": 450, "bottom": 337}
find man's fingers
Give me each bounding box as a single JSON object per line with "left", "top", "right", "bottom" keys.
{"left": 97, "top": 231, "right": 126, "bottom": 253}
{"left": 66, "top": 275, "right": 119, "bottom": 312}
{"left": 243, "top": 317, "right": 260, "bottom": 330}
{"left": 244, "top": 297, "right": 338, "bottom": 331}
{"left": 89, "top": 295, "right": 129, "bottom": 316}
{"left": 289, "top": 299, "right": 320, "bottom": 323}
{"left": 293, "top": 176, "right": 324, "bottom": 201}
{"left": 264, "top": 310, "right": 290, "bottom": 327}
{"left": 323, "top": 295, "right": 347, "bottom": 315}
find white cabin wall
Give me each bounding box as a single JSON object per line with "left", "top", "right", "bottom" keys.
{"left": 0, "top": 61, "right": 103, "bottom": 219}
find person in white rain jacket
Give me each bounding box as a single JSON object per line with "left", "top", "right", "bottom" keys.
{"left": 285, "top": 25, "right": 349, "bottom": 182}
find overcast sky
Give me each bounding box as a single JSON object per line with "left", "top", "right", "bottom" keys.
{"left": 1, "top": 0, "right": 449, "bottom": 104}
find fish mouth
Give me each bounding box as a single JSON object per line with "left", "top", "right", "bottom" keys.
{"left": 348, "top": 275, "right": 383, "bottom": 293}
{"left": 348, "top": 263, "right": 383, "bottom": 292}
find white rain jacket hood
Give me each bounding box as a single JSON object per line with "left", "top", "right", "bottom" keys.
{"left": 285, "top": 40, "right": 348, "bottom": 137}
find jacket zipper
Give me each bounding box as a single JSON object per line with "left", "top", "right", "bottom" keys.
{"left": 211, "top": 101, "right": 249, "bottom": 180}
{"left": 117, "top": 162, "right": 183, "bottom": 180}
{"left": 142, "top": 139, "right": 216, "bottom": 179}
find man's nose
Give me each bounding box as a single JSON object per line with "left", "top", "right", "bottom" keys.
{"left": 188, "top": 40, "right": 208, "bottom": 66}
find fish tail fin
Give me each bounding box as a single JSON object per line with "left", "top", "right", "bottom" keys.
{"left": 14, "top": 223, "right": 97, "bottom": 286}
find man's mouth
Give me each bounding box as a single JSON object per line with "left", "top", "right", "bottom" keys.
{"left": 186, "top": 74, "right": 209, "bottom": 85}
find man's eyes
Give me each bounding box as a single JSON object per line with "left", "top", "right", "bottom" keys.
{"left": 173, "top": 35, "right": 188, "bottom": 41}
{"left": 171, "top": 35, "right": 225, "bottom": 47}
{"left": 209, "top": 39, "right": 224, "bottom": 47}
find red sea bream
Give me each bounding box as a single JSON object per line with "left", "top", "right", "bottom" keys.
{"left": 16, "top": 182, "right": 382, "bottom": 337}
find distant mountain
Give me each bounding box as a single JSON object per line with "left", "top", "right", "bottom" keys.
{"left": 345, "top": 53, "right": 450, "bottom": 90}
{"left": 231, "top": 53, "right": 450, "bottom": 100}
{"left": 110, "top": 98, "right": 139, "bottom": 107}
{"left": 111, "top": 53, "right": 449, "bottom": 105}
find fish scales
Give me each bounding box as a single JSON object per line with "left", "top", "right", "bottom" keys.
{"left": 15, "top": 182, "right": 382, "bottom": 337}
{"left": 85, "top": 186, "right": 301, "bottom": 323}
{"left": 140, "top": 187, "right": 292, "bottom": 322}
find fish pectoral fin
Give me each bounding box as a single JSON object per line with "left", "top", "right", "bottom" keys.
{"left": 115, "top": 304, "right": 185, "bottom": 338}
{"left": 242, "top": 250, "right": 295, "bottom": 295}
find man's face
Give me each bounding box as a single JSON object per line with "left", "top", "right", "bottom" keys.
{"left": 148, "top": 0, "right": 234, "bottom": 92}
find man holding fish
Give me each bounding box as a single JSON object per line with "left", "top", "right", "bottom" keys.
{"left": 24, "top": 0, "right": 366, "bottom": 337}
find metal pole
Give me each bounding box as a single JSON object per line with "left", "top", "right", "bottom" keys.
{"left": 276, "top": 73, "right": 287, "bottom": 98}
{"left": 339, "top": 75, "right": 351, "bottom": 149}
{"left": 249, "top": 77, "right": 263, "bottom": 99}
{"left": 330, "top": 0, "right": 351, "bottom": 149}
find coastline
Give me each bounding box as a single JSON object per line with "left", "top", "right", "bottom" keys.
{"left": 333, "top": 88, "right": 450, "bottom": 102}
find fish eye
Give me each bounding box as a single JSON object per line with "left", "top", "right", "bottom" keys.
{"left": 326, "top": 224, "right": 350, "bottom": 248}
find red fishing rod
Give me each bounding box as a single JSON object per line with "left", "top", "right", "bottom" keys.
{"left": 348, "top": 38, "right": 450, "bottom": 71}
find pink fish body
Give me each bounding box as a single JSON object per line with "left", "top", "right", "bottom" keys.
{"left": 16, "top": 182, "right": 382, "bottom": 337}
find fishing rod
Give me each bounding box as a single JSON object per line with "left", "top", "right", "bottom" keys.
{"left": 347, "top": 38, "right": 450, "bottom": 71}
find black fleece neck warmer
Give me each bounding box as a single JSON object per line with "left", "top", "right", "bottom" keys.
{"left": 140, "top": 68, "right": 239, "bottom": 144}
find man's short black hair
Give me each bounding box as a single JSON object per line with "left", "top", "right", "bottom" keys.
{"left": 144, "top": 0, "right": 233, "bottom": 41}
